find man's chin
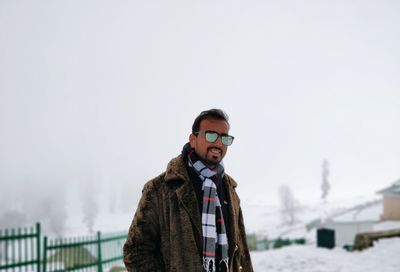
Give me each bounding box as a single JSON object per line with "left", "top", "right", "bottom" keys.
{"left": 204, "top": 158, "right": 221, "bottom": 168}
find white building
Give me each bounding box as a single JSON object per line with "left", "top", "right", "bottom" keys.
{"left": 321, "top": 220, "right": 376, "bottom": 246}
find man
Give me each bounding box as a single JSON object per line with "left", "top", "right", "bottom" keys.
{"left": 123, "top": 109, "right": 253, "bottom": 272}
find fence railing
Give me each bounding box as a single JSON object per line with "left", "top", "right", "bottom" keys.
{"left": 99, "top": 233, "right": 127, "bottom": 270}
{"left": 43, "top": 232, "right": 127, "bottom": 272}
{"left": 0, "top": 223, "right": 127, "bottom": 272}
{"left": 0, "top": 223, "right": 41, "bottom": 272}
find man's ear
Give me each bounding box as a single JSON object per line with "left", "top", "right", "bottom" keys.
{"left": 189, "top": 134, "right": 196, "bottom": 148}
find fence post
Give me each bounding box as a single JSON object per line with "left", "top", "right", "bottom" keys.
{"left": 4, "top": 229, "right": 9, "bottom": 265}
{"left": 42, "top": 236, "right": 47, "bottom": 272}
{"left": 36, "top": 223, "right": 41, "bottom": 272}
{"left": 97, "top": 232, "right": 103, "bottom": 272}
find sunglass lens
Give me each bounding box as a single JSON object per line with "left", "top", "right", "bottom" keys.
{"left": 205, "top": 132, "right": 218, "bottom": 143}
{"left": 222, "top": 136, "right": 234, "bottom": 146}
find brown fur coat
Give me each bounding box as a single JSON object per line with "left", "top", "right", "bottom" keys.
{"left": 123, "top": 155, "right": 253, "bottom": 272}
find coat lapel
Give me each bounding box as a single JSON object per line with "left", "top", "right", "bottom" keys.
{"left": 176, "top": 181, "right": 202, "bottom": 239}
{"left": 165, "top": 155, "right": 202, "bottom": 250}
{"left": 224, "top": 174, "right": 240, "bottom": 258}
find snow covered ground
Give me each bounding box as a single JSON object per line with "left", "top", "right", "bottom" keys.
{"left": 251, "top": 238, "right": 400, "bottom": 272}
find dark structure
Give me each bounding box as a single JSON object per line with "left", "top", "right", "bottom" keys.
{"left": 317, "top": 228, "right": 335, "bottom": 249}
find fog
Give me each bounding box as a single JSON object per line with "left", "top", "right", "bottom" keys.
{"left": 1, "top": 0, "right": 399, "bottom": 233}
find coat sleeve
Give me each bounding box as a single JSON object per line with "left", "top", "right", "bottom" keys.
{"left": 123, "top": 181, "right": 164, "bottom": 272}
{"left": 238, "top": 207, "right": 254, "bottom": 271}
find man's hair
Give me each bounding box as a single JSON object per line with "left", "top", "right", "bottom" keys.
{"left": 192, "top": 108, "right": 230, "bottom": 133}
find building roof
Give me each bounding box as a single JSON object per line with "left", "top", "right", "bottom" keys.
{"left": 377, "top": 179, "right": 400, "bottom": 195}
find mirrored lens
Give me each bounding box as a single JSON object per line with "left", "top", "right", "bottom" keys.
{"left": 221, "top": 136, "right": 234, "bottom": 146}
{"left": 205, "top": 132, "right": 219, "bottom": 142}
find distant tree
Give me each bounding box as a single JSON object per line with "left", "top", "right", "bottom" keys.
{"left": 0, "top": 210, "right": 27, "bottom": 261}
{"left": 46, "top": 195, "right": 68, "bottom": 237}
{"left": 321, "top": 159, "right": 330, "bottom": 201}
{"left": 18, "top": 182, "right": 68, "bottom": 237}
{"left": 81, "top": 182, "right": 98, "bottom": 233}
{"left": 119, "top": 179, "right": 139, "bottom": 213}
{"left": 109, "top": 183, "right": 118, "bottom": 214}
{"left": 0, "top": 210, "right": 27, "bottom": 229}
{"left": 32, "top": 193, "right": 68, "bottom": 237}
{"left": 278, "top": 185, "right": 299, "bottom": 225}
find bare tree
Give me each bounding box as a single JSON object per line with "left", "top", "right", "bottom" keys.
{"left": 46, "top": 195, "right": 68, "bottom": 237}
{"left": 278, "top": 185, "right": 299, "bottom": 225}
{"left": 19, "top": 182, "right": 68, "bottom": 237}
{"left": 321, "top": 159, "right": 330, "bottom": 201}
{"left": 119, "top": 179, "right": 140, "bottom": 213}
{"left": 0, "top": 210, "right": 27, "bottom": 262}
{"left": 81, "top": 181, "right": 98, "bottom": 233}
{"left": 108, "top": 181, "right": 119, "bottom": 214}
{"left": 0, "top": 210, "right": 27, "bottom": 229}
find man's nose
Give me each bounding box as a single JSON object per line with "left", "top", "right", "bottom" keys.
{"left": 214, "top": 136, "right": 224, "bottom": 148}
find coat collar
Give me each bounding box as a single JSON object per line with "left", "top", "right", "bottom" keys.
{"left": 164, "top": 155, "right": 190, "bottom": 183}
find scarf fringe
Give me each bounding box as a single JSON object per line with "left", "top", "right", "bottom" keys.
{"left": 203, "top": 257, "right": 216, "bottom": 272}
{"left": 220, "top": 258, "right": 229, "bottom": 266}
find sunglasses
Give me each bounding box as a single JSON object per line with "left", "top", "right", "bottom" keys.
{"left": 194, "top": 130, "right": 235, "bottom": 146}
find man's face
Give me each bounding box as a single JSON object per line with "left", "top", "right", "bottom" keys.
{"left": 189, "top": 118, "right": 230, "bottom": 169}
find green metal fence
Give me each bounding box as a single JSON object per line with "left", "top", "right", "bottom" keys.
{"left": 98, "top": 232, "right": 127, "bottom": 271}
{"left": 42, "top": 232, "right": 127, "bottom": 272}
{"left": 0, "top": 223, "right": 41, "bottom": 272}
{"left": 0, "top": 223, "right": 126, "bottom": 272}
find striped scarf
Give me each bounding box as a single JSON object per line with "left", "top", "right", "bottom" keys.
{"left": 187, "top": 149, "right": 229, "bottom": 272}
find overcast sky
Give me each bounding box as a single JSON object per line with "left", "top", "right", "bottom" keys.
{"left": 1, "top": 0, "right": 399, "bottom": 209}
